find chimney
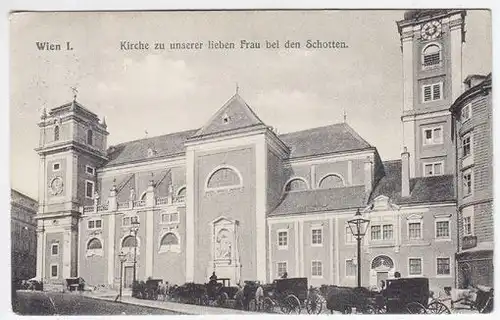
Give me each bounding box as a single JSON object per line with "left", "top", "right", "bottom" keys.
{"left": 364, "top": 156, "right": 373, "bottom": 198}
{"left": 401, "top": 147, "right": 410, "bottom": 197}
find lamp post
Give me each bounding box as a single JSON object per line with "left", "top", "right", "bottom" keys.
{"left": 347, "top": 208, "right": 370, "bottom": 288}
{"left": 118, "top": 252, "right": 127, "bottom": 301}
{"left": 130, "top": 219, "right": 140, "bottom": 284}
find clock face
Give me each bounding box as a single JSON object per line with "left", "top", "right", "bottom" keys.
{"left": 421, "top": 20, "right": 442, "bottom": 40}
{"left": 49, "top": 177, "right": 64, "bottom": 196}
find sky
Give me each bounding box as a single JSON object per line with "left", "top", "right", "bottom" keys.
{"left": 9, "top": 10, "right": 492, "bottom": 200}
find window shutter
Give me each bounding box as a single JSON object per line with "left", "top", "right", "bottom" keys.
{"left": 432, "top": 83, "right": 441, "bottom": 100}
{"left": 424, "top": 86, "right": 432, "bottom": 102}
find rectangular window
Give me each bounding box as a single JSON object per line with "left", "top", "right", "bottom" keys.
{"left": 85, "top": 180, "right": 94, "bottom": 199}
{"left": 277, "top": 262, "right": 287, "bottom": 278}
{"left": 424, "top": 162, "right": 443, "bottom": 176}
{"left": 51, "top": 264, "right": 59, "bottom": 278}
{"left": 345, "top": 226, "right": 355, "bottom": 243}
{"left": 161, "top": 213, "right": 169, "bottom": 223}
{"left": 462, "top": 134, "right": 471, "bottom": 158}
{"left": 311, "top": 228, "right": 323, "bottom": 246}
{"left": 345, "top": 259, "right": 356, "bottom": 277}
{"left": 463, "top": 170, "right": 473, "bottom": 197}
{"left": 437, "top": 258, "right": 451, "bottom": 275}
{"left": 311, "top": 261, "right": 323, "bottom": 277}
{"left": 371, "top": 225, "right": 381, "bottom": 240}
{"left": 463, "top": 216, "right": 472, "bottom": 236}
{"left": 277, "top": 230, "right": 288, "bottom": 249}
{"left": 409, "top": 258, "right": 422, "bottom": 275}
{"left": 131, "top": 216, "right": 139, "bottom": 224}
{"left": 86, "top": 165, "right": 95, "bottom": 175}
{"left": 423, "top": 127, "right": 443, "bottom": 145}
{"left": 461, "top": 104, "right": 472, "bottom": 123}
{"left": 52, "top": 163, "right": 60, "bottom": 171}
{"left": 408, "top": 222, "right": 422, "bottom": 239}
{"left": 422, "top": 83, "right": 443, "bottom": 102}
{"left": 51, "top": 243, "right": 59, "bottom": 255}
{"left": 382, "top": 225, "right": 393, "bottom": 240}
{"left": 436, "top": 221, "right": 450, "bottom": 239}
{"left": 123, "top": 217, "right": 131, "bottom": 226}
{"left": 88, "top": 219, "right": 102, "bottom": 229}
{"left": 170, "top": 212, "right": 179, "bottom": 223}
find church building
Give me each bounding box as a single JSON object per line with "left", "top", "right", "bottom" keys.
{"left": 34, "top": 9, "right": 490, "bottom": 293}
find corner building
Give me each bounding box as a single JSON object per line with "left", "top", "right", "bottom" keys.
{"left": 35, "top": 9, "right": 486, "bottom": 292}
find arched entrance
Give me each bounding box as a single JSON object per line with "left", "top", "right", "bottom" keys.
{"left": 370, "top": 255, "right": 395, "bottom": 288}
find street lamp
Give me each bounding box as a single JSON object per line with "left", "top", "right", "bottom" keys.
{"left": 347, "top": 208, "right": 370, "bottom": 288}
{"left": 118, "top": 252, "right": 127, "bottom": 301}
{"left": 130, "top": 219, "right": 140, "bottom": 285}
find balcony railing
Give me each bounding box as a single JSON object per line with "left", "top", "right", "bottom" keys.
{"left": 133, "top": 200, "right": 146, "bottom": 207}
{"left": 97, "top": 203, "right": 109, "bottom": 212}
{"left": 117, "top": 202, "right": 130, "bottom": 210}
{"left": 156, "top": 197, "right": 169, "bottom": 205}
{"left": 83, "top": 206, "right": 94, "bottom": 213}
{"left": 174, "top": 195, "right": 185, "bottom": 204}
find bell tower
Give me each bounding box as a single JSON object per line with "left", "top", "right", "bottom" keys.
{"left": 397, "top": 10, "right": 466, "bottom": 178}
{"left": 35, "top": 98, "right": 108, "bottom": 284}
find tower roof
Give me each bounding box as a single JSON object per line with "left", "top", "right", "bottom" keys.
{"left": 190, "top": 93, "right": 267, "bottom": 139}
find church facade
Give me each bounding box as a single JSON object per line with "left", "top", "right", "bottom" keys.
{"left": 34, "top": 9, "right": 491, "bottom": 292}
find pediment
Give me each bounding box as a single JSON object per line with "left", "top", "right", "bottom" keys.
{"left": 211, "top": 215, "right": 238, "bottom": 226}
{"left": 369, "top": 195, "right": 400, "bottom": 211}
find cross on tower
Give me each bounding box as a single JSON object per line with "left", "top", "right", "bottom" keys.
{"left": 70, "top": 86, "right": 78, "bottom": 101}
{"left": 235, "top": 82, "right": 239, "bottom": 94}
{"left": 343, "top": 109, "right": 347, "bottom": 123}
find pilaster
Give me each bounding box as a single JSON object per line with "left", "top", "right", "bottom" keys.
{"left": 185, "top": 148, "right": 195, "bottom": 282}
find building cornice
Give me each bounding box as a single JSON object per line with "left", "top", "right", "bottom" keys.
{"left": 285, "top": 148, "right": 375, "bottom": 167}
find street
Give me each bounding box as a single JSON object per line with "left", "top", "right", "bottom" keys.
{"left": 12, "top": 290, "right": 183, "bottom": 315}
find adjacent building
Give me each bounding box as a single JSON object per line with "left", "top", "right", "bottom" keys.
{"left": 33, "top": 9, "right": 491, "bottom": 293}
{"left": 11, "top": 189, "right": 38, "bottom": 282}
{"left": 450, "top": 74, "right": 493, "bottom": 287}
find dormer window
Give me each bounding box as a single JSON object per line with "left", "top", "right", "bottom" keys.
{"left": 54, "top": 126, "right": 60, "bottom": 141}
{"left": 222, "top": 113, "right": 230, "bottom": 124}
{"left": 87, "top": 129, "right": 93, "bottom": 145}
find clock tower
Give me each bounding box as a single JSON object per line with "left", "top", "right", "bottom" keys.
{"left": 35, "top": 99, "right": 108, "bottom": 285}
{"left": 397, "top": 10, "right": 466, "bottom": 178}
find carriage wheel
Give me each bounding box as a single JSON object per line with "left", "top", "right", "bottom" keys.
{"left": 306, "top": 294, "right": 325, "bottom": 314}
{"left": 406, "top": 302, "right": 427, "bottom": 314}
{"left": 262, "top": 297, "right": 275, "bottom": 313}
{"left": 281, "top": 294, "right": 301, "bottom": 314}
{"left": 427, "top": 301, "right": 451, "bottom": 314}
{"left": 216, "top": 292, "right": 229, "bottom": 307}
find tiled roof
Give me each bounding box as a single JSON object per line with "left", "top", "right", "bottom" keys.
{"left": 269, "top": 186, "right": 367, "bottom": 216}
{"left": 278, "top": 123, "right": 373, "bottom": 158}
{"left": 368, "top": 160, "right": 456, "bottom": 205}
{"left": 105, "top": 129, "right": 198, "bottom": 167}
{"left": 190, "top": 94, "right": 267, "bottom": 139}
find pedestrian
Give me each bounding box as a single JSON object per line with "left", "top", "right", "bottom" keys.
{"left": 255, "top": 284, "right": 264, "bottom": 311}
{"left": 394, "top": 271, "right": 401, "bottom": 278}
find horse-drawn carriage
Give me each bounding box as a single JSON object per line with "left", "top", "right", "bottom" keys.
{"left": 132, "top": 279, "right": 164, "bottom": 300}
{"left": 323, "top": 277, "right": 450, "bottom": 314}
{"left": 205, "top": 278, "right": 239, "bottom": 307}
{"left": 247, "top": 277, "right": 325, "bottom": 314}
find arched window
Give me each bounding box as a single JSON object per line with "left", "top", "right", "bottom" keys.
{"left": 159, "top": 232, "right": 181, "bottom": 253}
{"left": 54, "top": 126, "right": 60, "bottom": 141}
{"left": 371, "top": 255, "right": 394, "bottom": 270}
{"left": 122, "top": 235, "right": 137, "bottom": 248}
{"left": 160, "top": 233, "right": 179, "bottom": 246}
{"left": 284, "top": 178, "right": 308, "bottom": 192}
{"left": 87, "top": 238, "right": 102, "bottom": 250}
{"left": 206, "top": 167, "right": 242, "bottom": 189}
{"left": 422, "top": 44, "right": 441, "bottom": 68}
{"left": 87, "top": 129, "right": 93, "bottom": 145}
{"left": 177, "top": 187, "right": 186, "bottom": 198}
{"left": 318, "top": 174, "right": 345, "bottom": 189}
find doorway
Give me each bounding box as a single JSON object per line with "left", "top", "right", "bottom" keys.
{"left": 376, "top": 272, "right": 389, "bottom": 285}
{"left": 124, "top": 266, "right": 134, "bottom": 288}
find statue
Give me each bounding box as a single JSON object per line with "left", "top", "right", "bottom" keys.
{"left": 216, "top": 229, "right": 232, "bottom": 259}
{"left": 129, "top": 188, "right": 135, "bottom": 201}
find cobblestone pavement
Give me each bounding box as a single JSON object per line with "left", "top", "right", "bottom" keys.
{"left": 12, "top": 290, "right": 182, "bottom": 315}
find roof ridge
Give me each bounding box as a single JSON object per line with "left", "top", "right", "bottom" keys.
{"left": 110, "top": 128, "right": 199, "bottom": 148}
{"left": 278, "top": 122, "right": 347, "bottom": 136}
